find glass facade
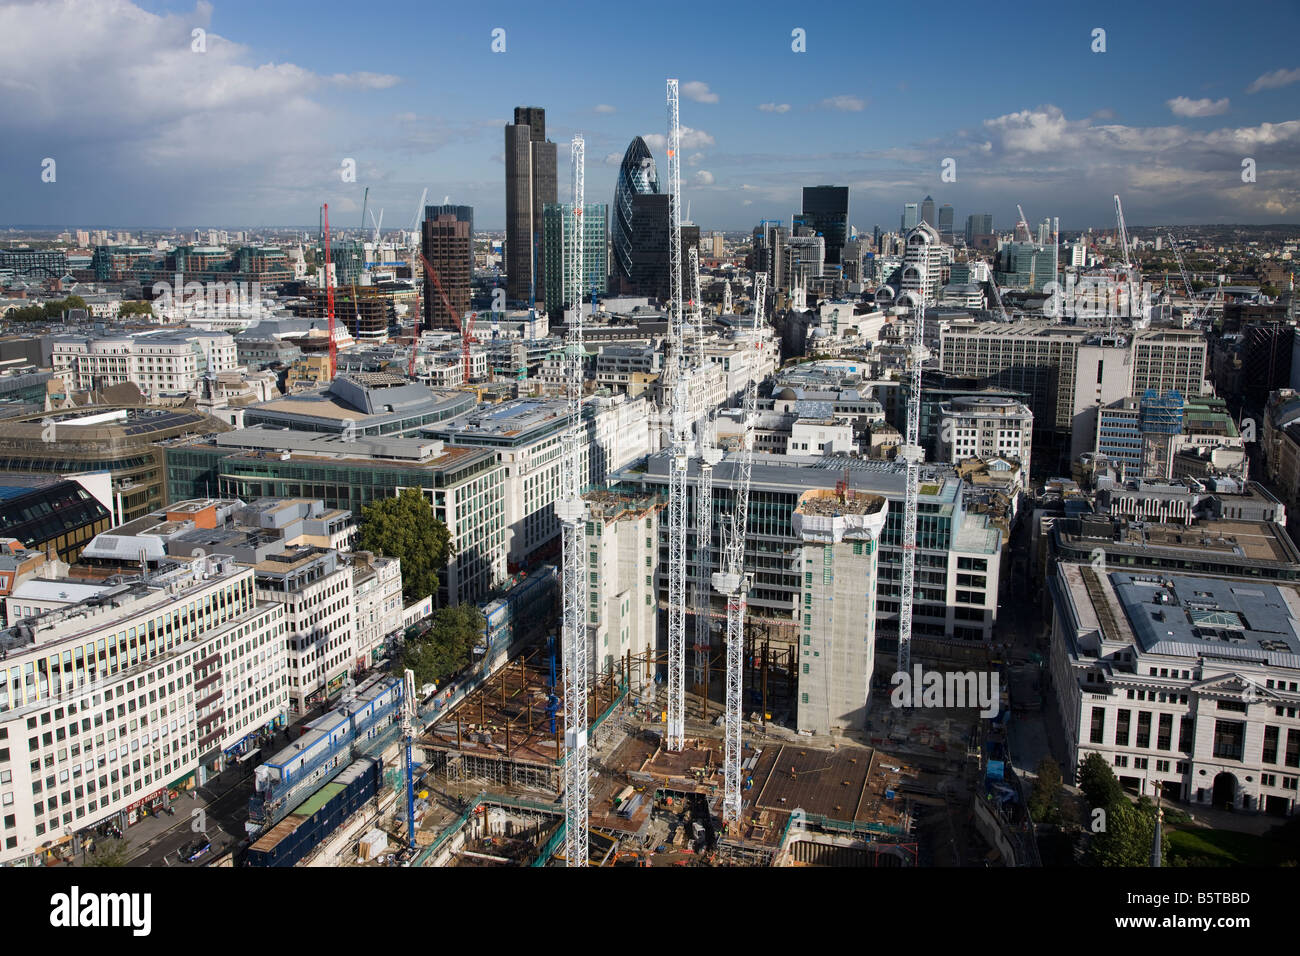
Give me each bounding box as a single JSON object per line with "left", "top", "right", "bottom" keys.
{"left": 612, "top": 137, "right": 660, "bottom": 290}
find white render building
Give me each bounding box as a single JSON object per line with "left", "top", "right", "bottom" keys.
{"left": 584, "top": 491, "right": 662, "bottom": 689}
{"left": 1049, "top": 563, "right": 1300, "bottom": 815}
{"left": 0, "top": 555, "right": 289, "bottom": 865}
{"left": 252, "top": 546, "right": 355, "bottom": 714}
{"left": 938, "top": 396, "right": 1034, "bottom": 475}
{"left": 51, "top": 330, "right": 239, "bottom": 398}
{"left": 792, "top": 490, "right": 889, "bottom": 735}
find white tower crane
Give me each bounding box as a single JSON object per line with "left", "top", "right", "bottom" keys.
{"left": 401, "top": 668, "right": 417, "bottom": 849}
{"left": 714, "top": 270, "right": 766, "bottom": 825}
{"left": 553, "top": 135, "right": 590, "bottom": 866}
{"left": 1016, "top": 204, "right": 1034, "bottom": 243}
{"left": 896, "top": 295, "right": 926, "bottom": 678}
{"left": 665, "top": 78, "right": 693, "bottom": 752}
{"left": 690, "top": 245, "right": 719, "bottom": 693}
{"left": 1113, "top": 194, "right": 1142, "bottom": 326}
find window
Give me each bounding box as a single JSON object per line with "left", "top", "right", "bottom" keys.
{"left": 1114, "top": 709, "right": 1131, "bottom": 747}
{"left": 1090, "top": 707, "right": 1106, "bottom": 744}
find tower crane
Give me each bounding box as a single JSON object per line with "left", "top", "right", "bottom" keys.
{"left": 400, "top": 668, "right": 417, "bottom": 849}
{"left": 414, "top": 247, "right": 478, "bottom": 384}
{"left": 665, "top": 78, "right": 694, "bottom": 752}
{"left": 690, "top": 245, "right": 719, "bottom": 695}
{"left": 1114, "top": 194, "right": 1142, "bottom": 325}
{"left": 1167, "top": 232, "right": 1197, "bottom": 325}
{"left": 896, "top": 294, "right": 926, "bottom": 678}
{"left": 407, "top": 188, "right": 428, "bottom": 247}
{"left": 714, "top": 270, "right": 766, "bottom": 825}
{"left": 552, "top": 135, "right": 590, "bottom": 866}
{"left": 322, "top": 203, "right": 337, "bottom": 379}
{"left": 1016, "top": 204, "right": 1034, "bottom": 244}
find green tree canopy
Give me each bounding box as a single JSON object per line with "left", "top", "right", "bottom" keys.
{"left": 118, "top": 300, "right": 155, "bottom": 317}
{"left": 1091, "top": 796, "right": 1165, "bottom": 867}
{"left": 357, "top": 488, "right": 451, "bottom": 606}
{"left": 1078, "top": 753, "right": 1124, "bottom": 809}
{"left": 86, "top": 837, "right": 132, "bottom": 867}
{"left": 401, "top": 604, "right": 483, "bottom": 687}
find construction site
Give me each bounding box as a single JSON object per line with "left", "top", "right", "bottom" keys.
{"left": 289, "top": 78, "right": 1031, "bottom": 869}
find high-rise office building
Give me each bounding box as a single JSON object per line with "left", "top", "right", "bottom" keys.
{"left": 421, "top": 213, "right": 472, "bottom": 330}
{"left": 612, "top": 136, "right": 661, "bottom": 294}
{"left": 938, "top": 203, "right": 954, "bottom": 238}
{"left": 901, "top": 202, "right": 919, "bottom": 232}
{"left": 505, "top": 106, "right": 558, "bottom": 308}
{"left": 965, "top": 213, "right": 994, "bottom": 242}
{"left": 801, "top": 185, "right": 849, "bottom": 266}
{"left": 542, "top": 202, "right": 609, "bottom": 314}
{"left": 920, "top": 195, "right": 936, "bottom": 228}
{"left": 425, "top": 204, "right": 474, "bottom": 279}
{"left": 626, "top": 194, "right": 698, "bottom": 301}
{"left": 750, "top": 221, "right": 788, "bottom": 291}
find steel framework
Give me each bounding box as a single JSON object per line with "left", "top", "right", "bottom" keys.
{"left": 665, "top": 78, "right": 692, "bottom": 751}
{"left": 896, "top": 296, "right": 925, "bottom": 678}
{"left": 553, "top": 135, "right": 590, "bottom": 866}
{"left": 714, "top": 271, "right": 766, "bottom": 825}
{"left": 690, "top": 246, "right": 718, "bottom": 692}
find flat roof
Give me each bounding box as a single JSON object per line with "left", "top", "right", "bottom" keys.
{"left": 1113, "top": 572, "right": 1300, "bottom": 665}
{"left": 293, "top": 781, "right": 344, "bottom": 817}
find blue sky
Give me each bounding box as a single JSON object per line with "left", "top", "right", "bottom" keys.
{"left": 2, "top": 0, "right": 1298, "bottom": 232}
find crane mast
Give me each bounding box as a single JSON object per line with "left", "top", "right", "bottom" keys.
{"left": 896, "top": 296, "right": 925, "bottom": 678}
{"left": 401, "top": 668, "right": 416, "bottom": 848}
{"left": 690, "top": 245, "right": 718, "bottom": 694}
{"left": 665, "top": 78, "right": 693, "bottom": 752}
{"left": 714, "top": 270, "right": 766, "bottom": 825}
{"left": 1113, "top": 194, "right": 1141, "bottom": 325}
{"left": 1016, "top": 203, "right": 1033, "bottom": 244}
{"left": 553, "top": 135, "right": 590, "bottom": 865}
{"left": 322, "top": 203, "right": 337, "bottom": 379}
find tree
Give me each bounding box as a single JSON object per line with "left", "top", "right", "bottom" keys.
{"left": 44, "top": 295, "right": 87, "bottom": 318}
{"left": 401, "top": 604, "right": 483, "bottom": 687}
{"left": 1029, "top": 756, "right": 1063, "bottom": 824}
{"left": 1260, "top": 284, "right": 1281, "bottom": 298}
{"left": 357, "top": 488, "right": 451, "bottom": 606}
{"left": 1077, "top": 753, "right": 1124, "bottom": 809}
{"left": 1091, "top": 797, "right": 1164, "bottom": 867}
{"left": 86, "top": 837, "right": 132, "bottom": 867}
{"left": 118, "top": 300, "right": 155, "bottom": 317}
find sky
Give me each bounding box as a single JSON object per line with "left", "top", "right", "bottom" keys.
{"left": 1, "top": 0, "right": 1299, "bottom": 233}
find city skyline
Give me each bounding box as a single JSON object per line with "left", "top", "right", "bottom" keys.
{"left": 1, "top": 0, "right": 1298, "bottom": 233}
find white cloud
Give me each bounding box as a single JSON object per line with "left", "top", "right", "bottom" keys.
{"left": 642, "top": 127, "right": 715, "bottom": 151}
{"left": 742, "top": 199, "right": 753, "bottom": 206}
{"left": 332, "top": 72, "right": 400, "bottom": 89}
{"left": 682, "top": 81, "right": 718, "bottom": 103}
{"left": 758, "top": 102, "right": 791, "bottom": 113}
{"left": 604, "top": 152, "right": 622, "bottom": 166}
{"left": 687, "top": 152, "right": 705, "bottom": 167}
{"left": 1247, "top": 68, "right": 1300, "bottom": 94}
{"left": 1167, "top": 96, "right": 1230, "bottom": 118}
{"left": 594, "top": 103, "right": 616, "bottom": 113}
{"left": 820, "top": 95, "right": 865, "bottom": 112}
{"left": 694, "top": 170, "right": 714, "bottom": 186}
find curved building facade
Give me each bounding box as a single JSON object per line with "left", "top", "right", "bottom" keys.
{"left": 612, "top": 136, "right": 661, "bottom": 290}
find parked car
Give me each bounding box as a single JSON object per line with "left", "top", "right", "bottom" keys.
{"left": 180, "top": 839, "right": 212, "bottom": 863}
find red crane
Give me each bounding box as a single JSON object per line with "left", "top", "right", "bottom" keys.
{"left": 322, "top": 203, "right": 337, "bottom": 379}
{"left": 415, "top": 248, "right": 477, "bottom": 385}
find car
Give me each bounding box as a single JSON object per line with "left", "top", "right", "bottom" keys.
{"left": 180, "top": 839, "right": 212, "bottom": 863}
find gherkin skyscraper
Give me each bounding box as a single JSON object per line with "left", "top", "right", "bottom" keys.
{"left": 612, "top": 136, "right": 660, "bottom": 292}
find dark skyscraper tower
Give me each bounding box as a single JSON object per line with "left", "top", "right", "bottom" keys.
{"left": 920, "top": 195, "right": 936, "bottom": 228}
{"left": 801, "top": 185, "right": 849, "bottom": 266}
{"left": 421, "top": 213, "right": 471, "bottom": 330}
{"left": 426, "top": 204, "right": 474, "bottom": 280}
{"left": 505, "top": 106, "right": 557, "bottom": 308}
{"left": 938, "top": 203, "right": 954, "bottom": 238}
{"left": 612, "top": 136, "right": 661, "bottom": 294}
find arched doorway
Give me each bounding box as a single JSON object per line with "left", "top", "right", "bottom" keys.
{"left": 1212, "top": 772, "right": 1237, "bottom": 810}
